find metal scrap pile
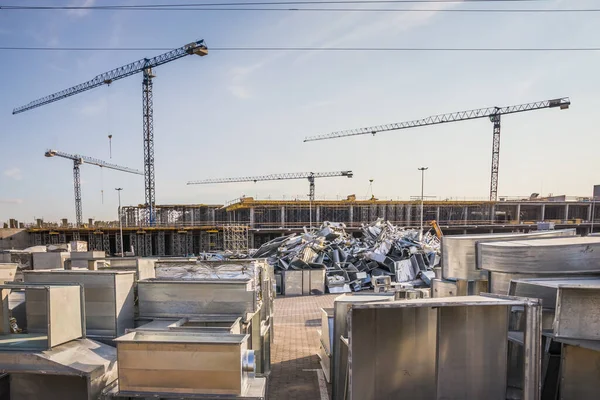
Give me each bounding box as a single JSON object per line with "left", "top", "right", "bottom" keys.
{"left": 252, "top": 218, "right": 440, "bottom": 293}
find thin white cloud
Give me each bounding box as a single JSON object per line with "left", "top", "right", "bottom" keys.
{"left": 291, "top": 1, "right": 462, "bottom": 64}
{"left": 4, "top": 168, "right": 22, "bottom": 181}
{"left": 227, "top": 52, "right": 288, "bottom": 99}
{"left": 67, "top": 0, "right": 96, "bottom": 18}
{"left": 228, "top": 85, "right": 252, "bottom": 99}
{"left": 0, "top": 199, "right": 23, "bottom": 205}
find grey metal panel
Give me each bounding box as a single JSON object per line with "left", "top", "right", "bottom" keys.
{"left": 332, "top": 294, "right": 395, "bottom": 400}
{"left": 348, "top": 306, "right": 437, "bottom": 400}
{"left": 560, "top": 344, "right": 600, "bottom": 400}
{"left": 437, "top": 305, "right": 508, "bottom": 399}
{"left": 32, "top": 252, "right": 70, "bottom": 270}
{"left": 138, "top": 279, "right": 256, "bottom": 317}
{"left": 114, "top": 273, "right": 136, "bottom": 336}
{"left": 302, "top": 270, "right": 310, "bottom": 295}
{"left": 282, "top": 270, "right": 302, "bottom": 296}
{"left": 10, "top": 373, "right": 89, "bottom": 400}
{"left": 310, "top": 268, "right": 325, "bottom": 295}
{"left": 49, "top": 285, "right": 83, "bottom": 347}
{"left": 321, "top": 307, "right": 333, "bottom": 354}
{"left": 479, "top": 236, "right": 600, "bottom": 273}
{"left": 442, "top": 229, "right": 575, "bottom": 280}
{"left": 554, "top": 286, "right": 600, "bottom": 340}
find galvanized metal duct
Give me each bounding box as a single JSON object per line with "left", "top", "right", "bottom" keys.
{"left": 441, "top": 229, "right": 576, "bottom": 280}
{"left": 478, "top": 237, "right": 600, "bottom": 274}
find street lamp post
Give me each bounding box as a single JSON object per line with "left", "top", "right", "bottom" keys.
{"left": 115, "top": 188, "right": 124, "bottom": 257}
{"left": 418, "top": 167, "right": 428, "bottom": 241}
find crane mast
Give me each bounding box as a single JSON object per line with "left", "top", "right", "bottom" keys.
{"left": 188, "top": 171, "right": 353, "bottom": 227}
{"left": 15, "top": 40, "right": 208, "bottom": 224}
{"left": 304, "top": 98, "right": 570, "bottom": 201}
{"left": 45, "top": 149, "right": 143, "bottom": 228}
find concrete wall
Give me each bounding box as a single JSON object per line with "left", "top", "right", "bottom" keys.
{"left": 0, "top": 229, "right": 29, "bottom": 251}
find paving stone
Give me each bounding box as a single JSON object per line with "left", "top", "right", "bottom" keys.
{"left": 268, "top": 294, "right": 338, "bottom": 400}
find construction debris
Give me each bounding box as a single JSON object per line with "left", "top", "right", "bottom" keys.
{"left": 252, "top": 219, "right": 440, "bottom": 293}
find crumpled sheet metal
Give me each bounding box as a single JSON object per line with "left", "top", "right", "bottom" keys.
{"left": 155, "top": 262, "right": 257, "bottom": 282}
{"left": 254, "top": 218, "right": 441, "bottom": 292}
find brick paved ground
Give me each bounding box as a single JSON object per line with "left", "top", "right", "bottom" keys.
{"left": 268, "top": 294, "right": 338, "bottom": 400}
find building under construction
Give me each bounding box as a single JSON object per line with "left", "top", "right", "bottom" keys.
{"left": 19, "top": 195, "right": 600, "bottom": 256}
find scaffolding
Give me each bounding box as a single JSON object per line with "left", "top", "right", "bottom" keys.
{"left": 223, "top": 224, "right": 249, "bottom": 253}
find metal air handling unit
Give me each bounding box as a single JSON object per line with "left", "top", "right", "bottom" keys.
{"left": 478, "top": 236, "right": 600, "bottom": 294}
{"left": 109, "top": 331, "right": 262, "bottom": 398}
{"left": 138, "top": 258, "right": 274, "bottom": 376}
{"left": 343, "top": 294, "right": 542, "bottom": 400}
{"left": 23, "top": 270, "right": 135, "bottom": 342}
{"left": 0, "top": 283, "right": 118, "bottom": 400}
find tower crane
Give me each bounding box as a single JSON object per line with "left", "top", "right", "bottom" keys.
{"left": 304, "top": 98, "right": 570, "bottom": 201}
{"left": 45, "top": 149, "right": 143, "bottom": 228}
{"left": 188, "top": 171, "right": 354, "bottom": 227}
{"left": 14, "top": 40, "right": 208, "bottom": 223}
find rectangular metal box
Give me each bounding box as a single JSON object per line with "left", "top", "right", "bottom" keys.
{"left": 69, "top": 251, "right": 106, "bottom": 269}
{"left": 283, "top": 269, "right": 324, "bottom": 296}
{"left": 509, "top": 277, "right": 600, "bottom": 340}
{"left": 24, "top": 270, "right": 135, "bottom": 339}
{"left": 346, "top": 295, "right": 542, "bottom": 400}
{"left": 431, "top": 278, "right": 488, "bottom": 297}
{"left": 32, "top": 252, "right": 70, "bottom": 270}
{"left": 0, "top": 339, "right": 117, "bottom": 400}
{"left": 115, "top": 331, "right": 254, "bottom": 396}
{"left": 104, "top": 257, "right": 156, "bottom": 281}
{"left": 332, "top": 294, "right": 395, "bottom": 400}
{"left": 0, "top": 283, "right": 85, "bottom": 350}
{"left": 138, "top": 279, "right": 257, "bottom": 317}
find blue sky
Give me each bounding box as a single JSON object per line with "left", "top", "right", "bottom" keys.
{"left": 0, "top": 0, "right": 599, "bottom": 224}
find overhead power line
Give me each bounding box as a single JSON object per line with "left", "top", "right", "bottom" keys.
{"left": 0, "top": 4, "right": 590, "bottom": 12}
{"left": 1, "top": 46, "right": 600, "bottom": 52}
{"left": 0, "top": 1, "right": 553, "bottom": 11}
